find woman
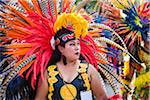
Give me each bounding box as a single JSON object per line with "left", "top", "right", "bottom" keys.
{"left": 36, "top": 28, "right": 108, "bottom": 100}
{"left": 35, "top": 27, "right": 108, "bottom": 100}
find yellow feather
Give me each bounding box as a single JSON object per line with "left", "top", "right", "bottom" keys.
{"left": 134, "top": 71, "right": 150, "bottom": 90}
{"left": 111, "top": 0, "right": 130, "bottom": 9}
{"left": 123, "top": 53, "right": 130, "bottom": 76}
{"left": 54, "top": 13, "right": 88, "bottom": 38}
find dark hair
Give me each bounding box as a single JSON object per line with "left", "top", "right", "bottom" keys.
{"left": 48, "top": 47, "right": 62, "bottom": 65}
{"left": 48, "top": 27, "right": 73, "bottom": 65}
{"left": 48, "top": 27, "right": 87, "bottom": 66}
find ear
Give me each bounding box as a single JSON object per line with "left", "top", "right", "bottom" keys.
{"left": 58, "top": 45, "right": 64, "bottom": 53}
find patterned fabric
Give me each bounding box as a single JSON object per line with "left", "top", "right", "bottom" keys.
{"left": 47, "top": 63, "right": 91, "bottom": 100}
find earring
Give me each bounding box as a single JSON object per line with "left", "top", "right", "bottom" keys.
{"left": 62, "top": 55, "right": 67, "bottom": 65}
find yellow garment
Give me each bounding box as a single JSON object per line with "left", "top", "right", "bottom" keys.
{"left": 47, "top": 63, "right": 91, "bottom": 99}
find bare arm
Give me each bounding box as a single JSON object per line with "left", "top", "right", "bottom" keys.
{"left": 35, "top": 71, "right": 48, "bottom": 100}
{"left": 88, "top": 64, "right": 109, "bottom": 100}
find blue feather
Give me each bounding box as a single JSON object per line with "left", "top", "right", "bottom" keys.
{"left": 121, "top": 4, "right": 149, "bottom": 42}
{"left": 102, "top": 30, "right": 113, "bottom": 39}
{"left": 95, "top": 15, "right": 107, "bottom": 23}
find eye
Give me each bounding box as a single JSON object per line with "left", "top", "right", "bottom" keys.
{"left": 77, "top": 42, "right": 80, "bottom": 45}
{"left": 69, "top": 43, "right": 75, "bottom": 46}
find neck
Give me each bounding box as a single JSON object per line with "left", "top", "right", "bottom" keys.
{"left": 60, "top": 57, "right": 80, "bottom": 67}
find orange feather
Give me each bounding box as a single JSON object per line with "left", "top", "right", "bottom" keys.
{"left": 4, "top": 30, "right": 25, "bottom": 38}
{"left": 118, "top": 29, "right": 130, "bottom": 34}
{"left": 6, "top": 43, "right": 32, "bottom": 48}
{"left": 98, "top": 59, "right": 108, "bottom": 64}
{"left": 1, "top": 13, "right": 26, "bottom": 27}
{"left": 4, "top": 48, "right": 30, "bottom": 56}
{"left": 31, "top": 0, "right": 43, "bottom": 16}
{"left": 11, "top": 25, "right": 32, "bottom": 35}
{"left": 5, "top": 5, "right": 36, "bottom": 27}
{"left": 54, "top": 0, "right": 58, "bottom": 18}
{"left": 14, "top": 56, "right": 29, "bottom": 67}
{"left": 18, "top": 0, "right": 33, "bottom": 12}
{"left": 19, "top": 60, "right": 35, "bottom": 75}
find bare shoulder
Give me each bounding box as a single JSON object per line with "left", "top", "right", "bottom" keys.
{"left": 44, "top": 70, "right": 48, "bottom": 79}
{"left": 88, "top": 64, "right": 98, "bottom": 76}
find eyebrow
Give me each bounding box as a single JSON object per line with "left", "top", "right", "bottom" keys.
{"left": 69, "top": 40, "right": 80, "bottom": 43}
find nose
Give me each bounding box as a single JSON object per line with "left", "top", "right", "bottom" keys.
{"left": 75, "top": 44, "right": 80, "bottom": 51}
{"left": 75, "top": 46, "right": 79, "bottom": 50}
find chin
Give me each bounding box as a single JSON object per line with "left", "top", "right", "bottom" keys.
{"left": 69, "top": 55, "right": 80, "bottom": 61}
{"left": 71, "top": 57, "right": 79, "bottom": 61}
{"left": 75, "top": 56, "right": 80, "bottom": 59}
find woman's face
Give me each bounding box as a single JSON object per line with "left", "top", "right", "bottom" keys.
{"left": 60, "top": 39, "right": 81, "bottom": 61}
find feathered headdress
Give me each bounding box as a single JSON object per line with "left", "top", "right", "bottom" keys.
{"left": 100, "top": 0, "right": 149, "bottom": 48}
{"left": 0, "top": 0, "right": 130, "bottom": 99}
{"left": 0, "top": 0, "right": 101, "bottom": 90}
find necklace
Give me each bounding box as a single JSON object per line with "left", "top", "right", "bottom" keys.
{"left": 59, "top": 70, "right": 77, "bottom": 100}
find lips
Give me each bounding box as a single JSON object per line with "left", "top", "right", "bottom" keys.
{"left": 75, "top": 52, "right": 79, "bottom": 55}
